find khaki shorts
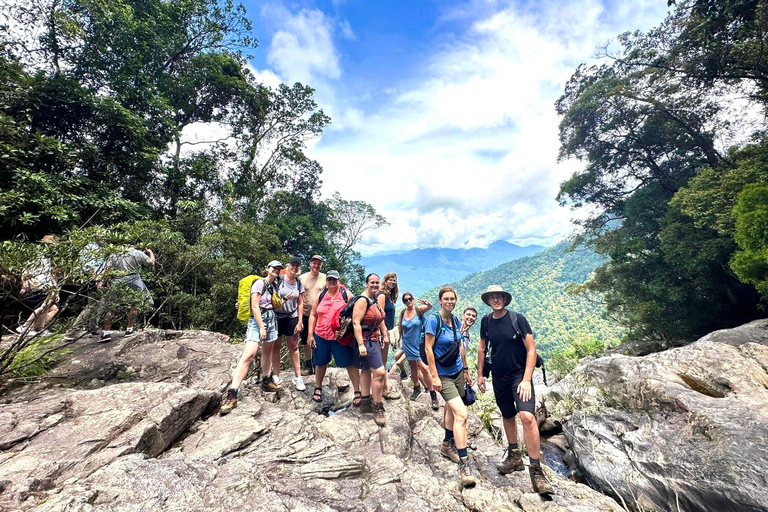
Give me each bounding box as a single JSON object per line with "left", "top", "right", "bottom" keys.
{"left": 439, "top": 371, "right": 466, "bottom": 402}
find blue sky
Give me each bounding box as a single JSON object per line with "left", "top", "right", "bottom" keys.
{"left": 236, "top": 0, "right": 671, "bottom": 254}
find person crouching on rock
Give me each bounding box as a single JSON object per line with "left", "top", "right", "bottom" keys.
{"left": 397, "top": 293, "right": 439, "bottom": 408}
{"left": 476, "top": 285, "right": 553, "bottom": 495}
{"left": 308, "top": 270, "right": 360, "bottom": 404}
{"left": 425, "top": 286, "right": 476, "bottom": 489}
{"left": 220, "top": 261, "right": 283, "bottom": 415}
{"left": 352, "top": 273, "right": 389, "bottom": 426}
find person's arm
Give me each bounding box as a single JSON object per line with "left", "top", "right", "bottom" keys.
{"left": 477, "top": 335, "right": 487, "bottom": 393}
{"left": 460, "top": 336, "right": 472, "bottom": 386}
{"left": 425, "top": 330, "right": 441, "bottom": 391}
{"left": 378, "top": 311, "right": 389, "bottom": 348}
{"left": 352, "top": 298, "right": 368, "bottom": 357}
{"left": 416, "top": 299, "right": 432, "bottom": 315}
{"left": 518, "top": 333, "right": 537, "bottom": 402}
{"left": 144, "top": 248, "right": 155, "bottom": 267}
{"left": 308, "top": 297, "right": 319, "bottom": 348}
{"left": 295, "top": 293, "right": 304, "bottom": 335}
{"left": 250, "top": 284, "right": 267, "bottom": 342}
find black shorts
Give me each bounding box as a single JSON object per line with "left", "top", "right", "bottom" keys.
{"left": 24, "top": 291, "right": 52, "bottom": 311}
{"left": 299, "top": 315, "right": 310, "bottom": 345}
{"left": 493, "top": 372, "right": 535, "bottom": 418}
{"left": 277, "top": 315, "right": 299, "bottom": 337}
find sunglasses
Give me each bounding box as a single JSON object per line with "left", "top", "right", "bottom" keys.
{"left": 404, "top": 297, "right": 414, "bottom": 302}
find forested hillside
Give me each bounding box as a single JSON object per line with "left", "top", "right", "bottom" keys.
{"left": 422, "top": 242, "right": 624, "bottom": 356}
{"left": 363, "top": 241, "right": 544, "bottom": 297}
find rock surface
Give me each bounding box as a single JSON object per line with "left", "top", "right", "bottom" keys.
{"left": 550, "top": 319, "right": 768, "bottom": 512}
{"left": 0, "top": 329, "right": 621, "bottom": 511}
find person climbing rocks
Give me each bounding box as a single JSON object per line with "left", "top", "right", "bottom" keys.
{"left": 424, "top": 286, "right": 476, "bottom": 489}
{"left": 476, "top": 284, "right": 553, "bottom": 495}
{"left": 299, "top": 254, "right": 325, "bottom": 376}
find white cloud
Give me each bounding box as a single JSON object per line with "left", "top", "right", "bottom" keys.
{"left": 308, "top": 0, "right": 672, "bottom": 254}
{"left": 339, "top": 19, "right": 356, "bottom": 40}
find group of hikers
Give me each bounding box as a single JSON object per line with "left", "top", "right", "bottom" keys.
{"left": 220, "top": 255, "right": 553, "bottom": 495}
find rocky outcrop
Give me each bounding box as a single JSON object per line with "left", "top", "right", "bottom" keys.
{"left": 549, "top": 319, "right": 768, "bottom": 512}
{"left": 0, "top": 329, "right": 620, "bottom": 511}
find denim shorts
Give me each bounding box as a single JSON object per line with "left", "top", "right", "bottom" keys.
{"left": 313, "top": 333, "right": 354, "bottom": 368}
{"left": 245, "top": 311, "right": 278, "bottom": 343}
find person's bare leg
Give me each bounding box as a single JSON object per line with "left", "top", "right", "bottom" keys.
{"left": 345, "top": 366, "right": 360, "bottom": 393}
{"left": 314, "top": 364, "right": 327, "bottom": 389}
{"left": 126, "top": 307, "right": 138, "bottom": 330}
{"left": 502, "top": 416, "right": 520, "bottom": 447}
{"left": 360, "top": 369, "right": 372, "bottom": 397}
{"left": 381, "top": 342, "right": 390, "bottom": 390}
{"left": 371, "top": 366, "right": 385, "bottom": 402}
{"left": 286, "top": 334, "right": 301, "bottom": 377}
{"left": 261, "top": 341, "right": 276, "bottom": 377}
{"left": 230, "top": 341, "right": 261, "bottom": 389}
{"left": 270, "top": 338, "right": 282, "bottom": 378}
{"left": 446, "top": 397, "right": 468, "bottom": 449}
{"left": 520, "top": 412, "right": 541, "bottom": 459}
{"left": 409, "top": 361, "right": 420, "bottom": 387}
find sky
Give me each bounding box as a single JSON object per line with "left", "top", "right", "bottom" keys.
{"left": 240, "top": 0, "right": 672, "bottom": 254}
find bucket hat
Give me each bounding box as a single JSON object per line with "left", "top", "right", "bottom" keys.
{"left": 481, "top": 285, "right": 512, "bottom": 307}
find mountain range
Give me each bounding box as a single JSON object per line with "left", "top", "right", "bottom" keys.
{"left": 361, "top": 241, "right": 545, "bottom": 297}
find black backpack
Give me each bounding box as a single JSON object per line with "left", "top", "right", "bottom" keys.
{"left": 481, "top": 311, "right": 546, "bottom": 385}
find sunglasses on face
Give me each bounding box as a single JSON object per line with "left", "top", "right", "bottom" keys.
{"left": 404, "top": 297, "right": 413, "bottom": 302}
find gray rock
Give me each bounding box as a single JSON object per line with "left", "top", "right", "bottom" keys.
{"left": 550, "top": 320, "right": 768, "bottom": 512}
{"left": 0, "top": 329, "right": 622, "bottom": 511}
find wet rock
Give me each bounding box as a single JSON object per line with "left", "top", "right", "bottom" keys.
{"left": 550, "top": 319, "right": 768, "bottom": 512}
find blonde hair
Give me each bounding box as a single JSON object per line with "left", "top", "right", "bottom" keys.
{"left": 381, "top": 272, "right": 399, "bottom": 303}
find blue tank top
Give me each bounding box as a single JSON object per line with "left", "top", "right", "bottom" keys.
{"left": 401, "top": 312, "right": 422, "bottom": 351}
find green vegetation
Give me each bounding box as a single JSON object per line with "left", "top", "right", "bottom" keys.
{"left": 0, "top": 0, "right": 386, "bottom": 378}
{"left": 556, "top": 0, "right": 768, "bottom": 341}
{"left": 423, "top": 242, "right": 624, "bottom": 362}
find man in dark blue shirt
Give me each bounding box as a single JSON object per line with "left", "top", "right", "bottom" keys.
{"left": 477, "top": 285, "right": 553, "bottom": 495}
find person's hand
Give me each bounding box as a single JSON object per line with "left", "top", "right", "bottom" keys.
{"left": 294, "top": 320, "right": 302, "bottom": 335}
{"left": 358, "top": 343, "right": 368, "bottom": 357}
{"left": 478, "top": 375, "right": 486, "bottom": 393}
{"left": 310, "top": 335, "right": 317, "bottom": 350}
{"left": 432, "top": 373, "right": 442, "bottom": 392}
{"left": 235, "top": 301, "right": 239, "bottom": 311}
{"left": 379, "top": 339, "right": 385, "bottom": 350}
{"left": 465, "top": 370, "right": 473, "bottom": 387}
{"left": 260, "top": 330, "right": 266, "bottom": 342}
{"left": 517, "top": 379, "right": 532, "bottom": 402}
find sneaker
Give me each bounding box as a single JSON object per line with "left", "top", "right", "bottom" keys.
{"left": 38, "top": 329, "right": 53, "bottom": 336}
{"left": 410, "top": 385, "right": 422, "bottom": 401}
{"left": 496, "top": 448, "right": 524, "bottom": 473}
{"left": 98, "top": 331, "right": 112, "bottom": 343}
{"left": 272, "top": 374, "right": 283, "bottom": 385}
{"left": 440, "top": 439, "right": 461, "bottom": 464}
{"left": 430, "top": 391, "right": 439, "bottom": 411}
{"left": 262, "top": 376, "right": 280, "bottom": 392}
{"left": 399, "top": 370, "right": 407, "bottom": 380}
{"left": 359, "top": 396, "right": 373, "bottom": 413}
{"left": 124, "top": 327, "right": 136, "bottom": 337}
{"left": 459, "top": 461, "right": 477, "bottom": 488}
{"left": 15, "top": 324, "right": 30, "bottom": 334}
{"left": 292, "top": 376, "right": 306, "bottom": 391}
{"left": 530, "top": 464, "right": 554, "bottom": 495}
{"left": 372, "top": 401, "right": 387, "bottom": 426}
{"left": 220, "top": 389, "right": 238, "bottom": 415}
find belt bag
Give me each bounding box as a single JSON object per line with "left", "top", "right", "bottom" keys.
{"left": 434, "top": 316, "right": 460, "bottom": 367}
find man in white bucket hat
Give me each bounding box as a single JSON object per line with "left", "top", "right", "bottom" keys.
{"left": 477, "top": 285, "right": 553, "bottom": 495}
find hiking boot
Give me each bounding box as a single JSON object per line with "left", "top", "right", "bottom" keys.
{"left": 496, "top": 448, "right": 524, "bottom": 474}
{"left": 359, "top": 396, "right": 373, "bottom": 413}
{"left": 372, "top": 401, "right": 386, "bottom": 426}
{"left": 440, "top": 439, "right": 461, "bottom": 463}
{"left": 262, "top": 375, "right": 280, "bottom": 392}
{"left": 124, "top": 327, "right": 136, "bottom": 337}
{"left": 459, "top": 461, "right": 477, "bottom": 488}
{"left": 530, "top": 464, "right": 554, "bottom": 495}
{"left": 382, "top": 388, "right": 401, "bottom": 400}
{"left": 430, "top": 391, "right": 439, "bottom": 410}
{"left": 301, "top": 362, "right": 313, "bottom": 376}
{"left": 220, "top": 389, "right": 238, "bottom": 415}
{"left": 399, "top": 370, "right": 407, "bottom": 380}
{"left": 98, "top": 331, "right": 112, "bottom": 343}
{"left": 410, "top": 385, "right": 422, "bottom": 401}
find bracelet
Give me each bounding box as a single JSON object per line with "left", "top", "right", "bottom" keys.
{"left": 463, "top": 367, "right": 468, "bottom": 371}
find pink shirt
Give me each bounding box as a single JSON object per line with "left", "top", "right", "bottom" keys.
{"left": 315, "top": 289, "right": 349, "bottom": 340}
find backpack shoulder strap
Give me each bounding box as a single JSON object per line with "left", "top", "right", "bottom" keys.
{"left": 341, "top": 288, "right": 349, "bottom": 302}
{"left": 507, "top": 310, "right": 523, "bottom": 339}
{"left": 318, "top": 288, "right": 328, "bottom": 303}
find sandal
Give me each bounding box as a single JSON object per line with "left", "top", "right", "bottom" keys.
{"left": 352, "top": 390, "right": 362, "bottom": 407}
{"left": 312, "top": 387, "right": 322, "bottom": 403}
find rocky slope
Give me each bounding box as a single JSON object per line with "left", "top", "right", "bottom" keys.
{"left": 549, "top": 320, "right": 768, "bottom": 512}
{"left": 0, "top": 330, "right": 620, "bottom": 512}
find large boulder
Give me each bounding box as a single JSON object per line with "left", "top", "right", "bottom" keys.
{"left": 0, "top": 329, "right": 621, "bottom": 511}
{"left": 549, "top": 319, "right": 768, "bottom": 512}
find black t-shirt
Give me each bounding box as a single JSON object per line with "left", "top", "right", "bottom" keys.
{"left": 378, "top": 292, "right": 396, "bottom": 330}
{"left": 481, "top": 310, "right": 533, "bottom": 379}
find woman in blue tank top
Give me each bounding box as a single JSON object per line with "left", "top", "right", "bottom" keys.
{"left": 395, "top": 292, "right": 439, "bottom": 408}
